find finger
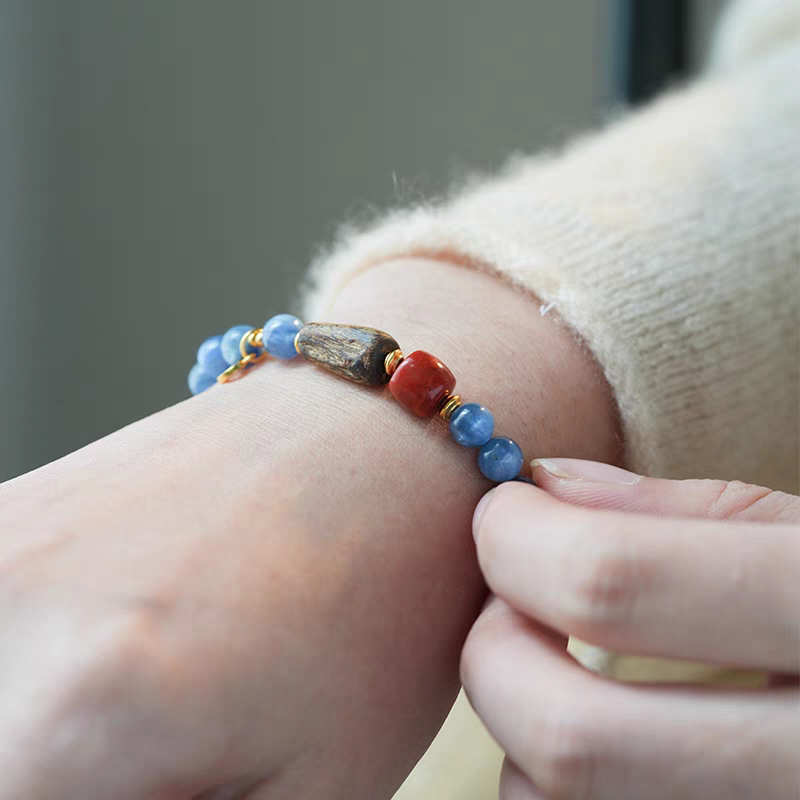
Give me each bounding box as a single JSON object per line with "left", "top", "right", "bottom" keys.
{"left": 530, "top": 458, "right": 800, "bottom": 524}
{"left": 473, "top": 483, "right": 800, "bottom": 670}
{"left": 461, "top": 598, "right": 800, "bottom": 800}
{"left": 499, "top": 759, "right": 548, "bottom": 799}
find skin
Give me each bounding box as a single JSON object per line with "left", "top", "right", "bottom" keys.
{"left": 0, "top": 259, "right": 620, "bottom": 799}
{"left": 464, "top": 459, "right": 800, "bottom": 800}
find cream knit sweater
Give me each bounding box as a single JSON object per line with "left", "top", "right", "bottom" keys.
{"left": 301, "top": 0, "right": 800, "bottom": 796}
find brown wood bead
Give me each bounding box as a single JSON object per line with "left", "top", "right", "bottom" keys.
{"left": 294, "top": 323, "right": 401, "bottom": 386}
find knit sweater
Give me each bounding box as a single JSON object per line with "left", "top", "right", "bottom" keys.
{"left": 301, "top": 0, "right": 800, "bottom": 796}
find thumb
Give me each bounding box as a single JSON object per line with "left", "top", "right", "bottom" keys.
{"left": 530, "top": 458, "right": 799, "bottom": 524}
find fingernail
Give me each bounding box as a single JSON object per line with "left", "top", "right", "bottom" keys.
{"left": 530, "top": 458, "right": 641, "bottom": 485}
{"left": 472, "top": 488, "right": 497, "bottom": 539}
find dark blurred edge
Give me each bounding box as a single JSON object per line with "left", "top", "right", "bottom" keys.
{"left": 612, "top": 0, "right": 691, "bottom": 105}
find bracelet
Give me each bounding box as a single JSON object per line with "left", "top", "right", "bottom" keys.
{"left": 188, "top": 314, "right": 528, "bottom": 483}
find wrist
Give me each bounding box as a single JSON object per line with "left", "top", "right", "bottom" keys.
{"left": 153, "top": 256, "right": 621, "bottom": 795}
{"left": 325, "top": 257, "right": 622, "bottom": 468}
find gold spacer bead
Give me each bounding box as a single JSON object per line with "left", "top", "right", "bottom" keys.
{"left": 438, "top": 394, "right": 462, "bottom": 421}
{"left": 294, "top": 329, "right": 303, "bottom": 355}
{"left": 239, "top": 327, "right": 264, "bottom": 359}
{"left": 384, "top": 348, "right": 404, "bottom": 377}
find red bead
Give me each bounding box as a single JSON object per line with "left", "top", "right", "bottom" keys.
{"left": 389, "top": 350, "right": 456, "bottom": 418}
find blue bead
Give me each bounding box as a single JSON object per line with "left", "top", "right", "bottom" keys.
{"left": 220, "top": 324, "right": 258, "bottom": 365}
{"left": 477, "top": 436, "right": 524, "bottom": 483}
{"left": 196, "top": 334, "right": 228, "bottom": 377}
{"left": 188, "top": 364, "right": 216, "bottom": 395}
{"left": 449, "top": 403, "right": 495, "bottom": 447}
{"left": 262, "top": 313, "right": 303, "bottom": 359}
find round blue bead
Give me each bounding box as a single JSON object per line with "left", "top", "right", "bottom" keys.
{"left": 196, "top": 334, "right": 229, "bottom": 377}
{"left": 449, "top": 403, "right": 495, "bottom": 447}
{"left": 477, "top": 436, "right": 524, "bottom": 483}
{"left": 220, "top": 324, "right": 258, "bottom": 365}
{"left": 262, "top": 313, "right": 303, "bottom": 359}
{"left": 188, "top": 363, "right": 216, "bottom": 395}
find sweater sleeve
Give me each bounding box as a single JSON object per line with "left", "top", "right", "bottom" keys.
{"left": 302, "top": 16, "right": 800, "bottom": 494}
{"left": 300, "top": 4, "right": 800, "bottom": 798}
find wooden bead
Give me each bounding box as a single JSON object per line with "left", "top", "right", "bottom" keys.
{"left": 294, "top": 323, "right": 401, "bottom": 386}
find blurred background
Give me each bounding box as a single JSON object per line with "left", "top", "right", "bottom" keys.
{"left": 0, "top": 0, "right": 724, "bottom": 481}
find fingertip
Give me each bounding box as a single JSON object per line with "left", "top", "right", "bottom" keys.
{"left": 530, "top": 458, "right": 651, "bottom": 511}
{"left": 531, "top": 458, "right": 641, "bottom": 486}
{"left": 472, "top": 487, "right": 499, "bottom": 538}
{"left": 472, "top": 481, "right": 553, "bottom": 542}
{"left": 530, "top": 459, "right": 796, "bottom": 522}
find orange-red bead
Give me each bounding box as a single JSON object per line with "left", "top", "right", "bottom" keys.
{"left": 388, "top": 350, "right": 456, "bottom": 417}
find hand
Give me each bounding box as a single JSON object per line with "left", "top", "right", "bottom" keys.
{"left": 0, "top": 260, "right": 619, "bottom": 799}
{"left": 462, "top": 458, "right": 800, "bottom": 800}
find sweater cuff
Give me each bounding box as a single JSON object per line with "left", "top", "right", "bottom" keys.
{"left": 302, "top": 42, "right": 800, "bottom": 489}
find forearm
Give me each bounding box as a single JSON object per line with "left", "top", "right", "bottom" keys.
{"left": 1, "top": 258, "right": 618, "bottom": 797}
{"left": 202, "top": 257, "right": 619, "bottom": 789}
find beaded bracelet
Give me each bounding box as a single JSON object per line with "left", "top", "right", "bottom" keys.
{"left": 188, "top": 314, "right": 528, "bottom": 483}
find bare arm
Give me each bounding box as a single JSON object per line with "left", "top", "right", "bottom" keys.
{"left": 0, "top": 258, "right": 618, "bottom": 799}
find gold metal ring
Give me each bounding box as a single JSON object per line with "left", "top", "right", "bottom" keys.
{"left": 438, "top": 394, "right": 462, "bottom": 421}
{"left": 239, "top": 327, "right": 264, "bottom": 359}
{"left": 384, "top": 349, "right": 404, "bottom": 377}
{"left": 217, "top": 352, "right": 266, "bottom": 383}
